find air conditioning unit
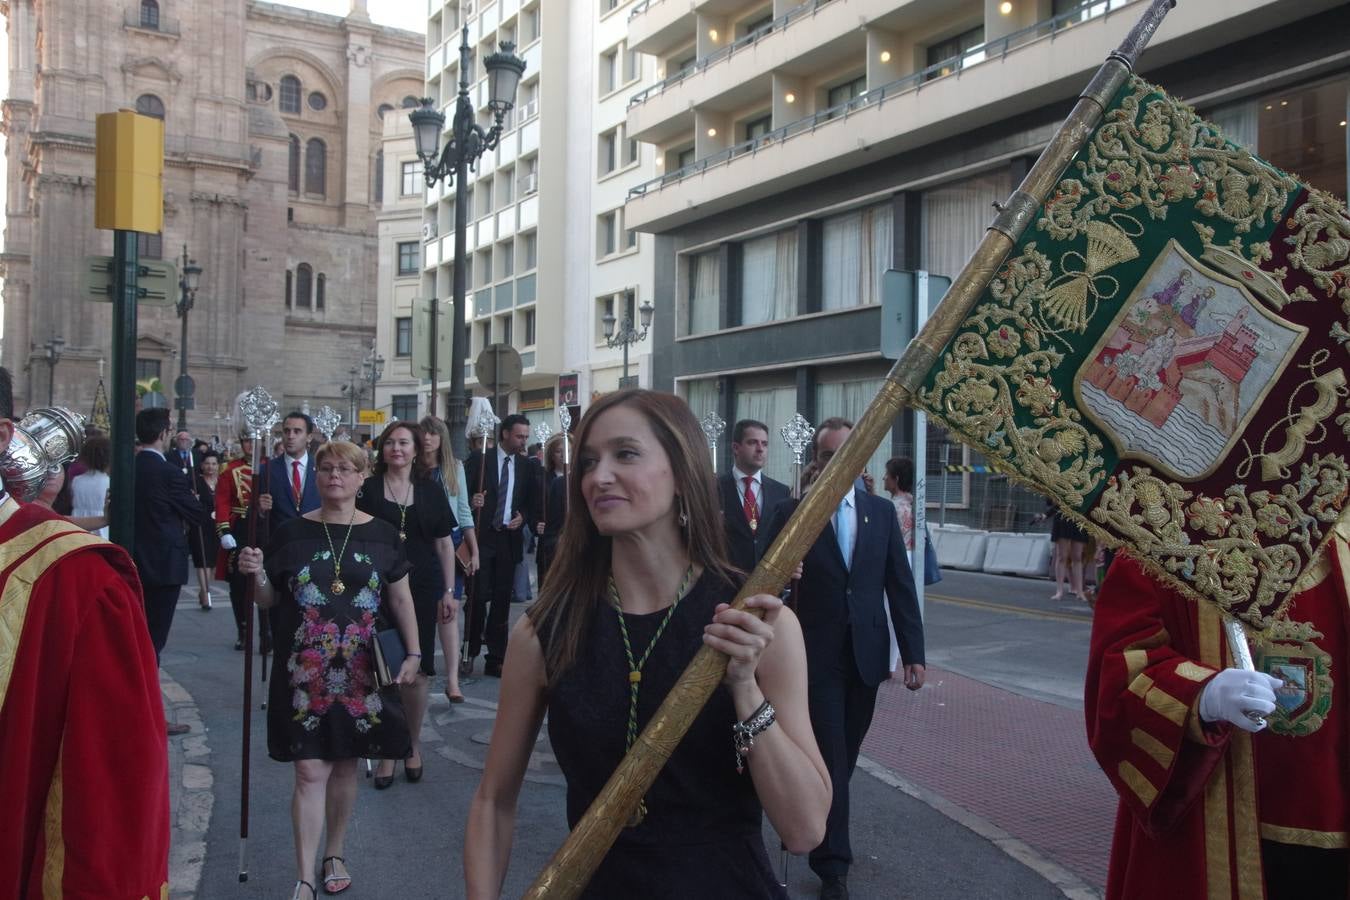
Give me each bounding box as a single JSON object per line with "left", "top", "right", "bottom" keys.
{"left": 421, "top": 221, "right": 437, "bottom": 241}
{"left": 520, "top": 172, "right": 538, "bottom": 196}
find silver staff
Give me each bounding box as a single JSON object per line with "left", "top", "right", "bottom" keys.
{"left": 559, "top": 405, "right": 573, "bottom": 468}
{"left": 699, "top": 411, "right": 726, "bottom": 474}
{"left": 779, "top": 413, "right": 815, "bottom": 501}
{"left": 313, "top": 405, "right": 342, "bottom": 442}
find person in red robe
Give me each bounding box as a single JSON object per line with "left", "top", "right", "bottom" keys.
{"left": 0, "top": 367, "right": 170, "bottom": 898}
{"left": 1088, "top": 547, "right": 1350, "bottom": 899}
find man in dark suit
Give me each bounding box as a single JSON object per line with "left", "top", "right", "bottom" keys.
{"left": 260, "top": 411, "right": 321, "bottom": 529}
{"left": 719, "top": 418, "right": 790, "bottom": 574}
{"left": 763, "top": 416, "right": 926, "bottom": 900}
{"left": 171, "top": 430, "right": 196, "bottom": 478}
{"left": 133, "top": 408, "right": 213, "bottom": 674}
{"left": 465, "top": 413, "right": 536, "bottom": 677}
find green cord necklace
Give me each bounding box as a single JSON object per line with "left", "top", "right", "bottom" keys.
{"left": 609, "top": 563, "right": 695, "bottom": 828}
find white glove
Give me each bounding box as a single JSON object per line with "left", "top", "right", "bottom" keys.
{"left": 220, "top": 534, "right": 237, "bottom": 551}
{"left": 1198, "top": 668, "right": 1281, "bottom": 733}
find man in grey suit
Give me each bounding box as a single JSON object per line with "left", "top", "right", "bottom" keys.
{"left": 718, "top": 418, "right": 790, "bottom": 574}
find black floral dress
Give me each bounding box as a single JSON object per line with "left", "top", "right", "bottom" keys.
{"left": 263, "top": 516, "right": 413, "bottom": 762}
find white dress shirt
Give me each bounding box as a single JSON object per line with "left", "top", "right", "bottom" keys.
{"left": 834, "top": 489, "right": 858, "bottom": 567}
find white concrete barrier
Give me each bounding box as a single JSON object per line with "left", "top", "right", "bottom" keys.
{"left": 930, "top": 525, "right": 989, "bottom": 571}
{"left": 982, "top": 532, "right": 1053, "bottom": 577}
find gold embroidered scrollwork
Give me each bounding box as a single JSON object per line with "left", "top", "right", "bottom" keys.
{"left": 1233, "top": 350, "right": 1349, "bottom": 481}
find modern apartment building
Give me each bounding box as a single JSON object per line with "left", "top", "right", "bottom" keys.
{"left": 373, "top": 112, "right": 425, "bottom": 428}
{"left": 624, "top": 0, "right": 1350, "bottom": 520}
{"left": 417, "top": 0, "right": 660, "bottom": 433}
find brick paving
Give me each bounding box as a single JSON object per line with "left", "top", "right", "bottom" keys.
{"left": 862, "top": 666, "right": 1117, "bottom": 889}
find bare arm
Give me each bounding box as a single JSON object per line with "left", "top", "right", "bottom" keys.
{"left": 384, "top": 576, "right": 423, "bottom": 685}
{"left": 464, "top": 614, "right": 549, "bottom": 899}
{"left": 435, "top": 534, "right": 458, "bottom": 622}
{"left": 704, "top": 597, "right": 832, "bottom": 853}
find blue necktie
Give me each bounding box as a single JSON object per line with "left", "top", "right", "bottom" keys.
{"left": 835, "top": 496, "right": 852, "bottom": 571}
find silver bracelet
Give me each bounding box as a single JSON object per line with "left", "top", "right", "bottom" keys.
{"left": 256, "top": 571, "right": 268, "bottom": 586}
{"left": 732, "top": 699, "right": 776, "bottom": 774}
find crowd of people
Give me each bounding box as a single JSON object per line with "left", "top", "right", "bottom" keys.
{"left": 3, "top": 371, "right": 1342, "bottom": 899}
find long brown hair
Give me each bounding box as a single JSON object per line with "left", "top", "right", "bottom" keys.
{"left": 527, "top": 389, "right": 735, "bottom": 682}
{"left": 370, "top": 421, "right": 429, "bottom": 479}
{"left": 419, "top": 415, "right": 460, "bottom": 493}
{"left": 543, "top": 432, "right": 566, "bottom": 476}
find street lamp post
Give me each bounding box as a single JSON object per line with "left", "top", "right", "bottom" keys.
{"left": 410, "top": 24, "right": 525, "bottom": 457}
{"left": 602, "top": 298, "right": 654, "bottom": 387}
{"left": 40, "top": 335, "right": 66, "bottom": 406}
{"left": 341, "top": 366, "right": 360, "bottom": 430}
{"left": 174, "top": 245, "right": 203, "bottom": 432}
{"left": 363, "top": 341, "right": 385, "bottom": 420}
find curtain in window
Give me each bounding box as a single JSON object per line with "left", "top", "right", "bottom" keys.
{"left": 296, "top": 264, "right": 312, "bottom": 308}
{"left": 815, "top": 376, "right": 892, "bottom": 486}
{"left": 683, "top": 378, "right": 720, "bottom": 422}
{"left": 740, "top": 230, "right": 797, "bottom": 326}
{"left": 821, "top": 203, "right": 892, "bottom": 310}
{"left": 922, "top": 170, "right": 1010, "bottom": 282}
{"left": 288, "top": 135, "right": 300, "bottom": 192}
{"left": 305, "top": 139, "right": 326, "bottom": 195}
{"left": 687, "top": 251, "right": 720, "bottom": 334}
{"left": 1206, "top": 99, "right": 1259, "bottom": 152}
{"left": 734, "top": 386, "right": 797, "bottom": 487}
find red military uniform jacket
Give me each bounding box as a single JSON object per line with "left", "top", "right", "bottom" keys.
{"left": 0, "top": 494, "right": 169, "bottom": 898}
{"left": 214, "top": 455, "right": 252, "bottom": 579}
{"left": 1088, "top": 549, "right": 1349, "bottom": 899}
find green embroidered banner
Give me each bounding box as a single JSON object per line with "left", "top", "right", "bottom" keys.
{"left": 914, "top": 76, "right": 1350, "bottom": 630}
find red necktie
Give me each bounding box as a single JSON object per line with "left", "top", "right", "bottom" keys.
{"left": 291, "top": 460, "right": 303, "bottom": 507}
{"left": 743, "top": 476, "right": 758, "bottom": 532}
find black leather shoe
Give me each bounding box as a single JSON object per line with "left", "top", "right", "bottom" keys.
{"left": 819, "top": 876, "right": 848, "bottom": 900}
{"left": 484, "top": 661, "right": 503, "bottom": 678}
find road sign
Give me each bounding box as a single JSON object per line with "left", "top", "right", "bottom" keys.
{"left": 881, "top": 269, "right": 951, "bottom": 360}
{"left": 410, "top": 298, "right": 453, "bottom": 380}
{"left": 174, "top": 396, "right": 195, "bottom": 411}
{"left": 358, "top": 409, "right": 386, "bottom": 425}
{"left": 84, "top": 256, "right": 178, "bottom": 306}
{"left": 618, "top": 375, "right": 640, "bottom": 389}
{"left": 142, "top": 391, "right": 168, "bottom": 409}
{"left": 174, "top": 373, "right": 195, "bottom": 397}
{"left": 474, "top": 343, "right": 522, "bottom": 395}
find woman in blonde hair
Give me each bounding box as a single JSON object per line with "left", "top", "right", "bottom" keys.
{"left": 421, "top": 415, "right": 478, "bottom": 703}
{"left": 464, "top": 390, "right": 830, "bottom": 898}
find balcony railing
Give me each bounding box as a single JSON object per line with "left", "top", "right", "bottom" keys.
{"left": 628, "top": 0, "right": 1130, "bottom": 200}
{"left": 628, "top": 0, "right": 665, "bottom": 22}
{"left": 628, "top": 0, "right": 839, "bottom": 109}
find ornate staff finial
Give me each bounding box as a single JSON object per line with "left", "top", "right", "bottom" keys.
{"left": 780, "top": 414, "right": 816, "bottom": 467}
{"left": 314, "top": 405, "right": 342, "bottom": 442}
{"left": 559, "top": 406, "right": 573, "bottom": 465}
{"left": 534, "top": 421, "right": 553, "bottom": 447}
{"left": 238, "top": 386, "right": 279, "bottom": 439}
{"left": 476, "top": 407, "right": 501, "bottom": 440}
{"left": 699, "top": 411, "right": 726, "bottom": 473}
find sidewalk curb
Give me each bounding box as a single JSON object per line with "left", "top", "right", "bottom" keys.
{"left": 163, "top": 668, "right": 213, "bottom": 900}
{"left": 857, "top": 755, "right": 1103, "bottom": 900}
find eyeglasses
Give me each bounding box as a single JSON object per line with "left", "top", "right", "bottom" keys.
{"left": 317, "top": 465, "right": 361, "bottom": 477}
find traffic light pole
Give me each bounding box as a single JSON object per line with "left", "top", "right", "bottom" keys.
{"left": 109, "top": 229, "right": 139, "bottom": 553}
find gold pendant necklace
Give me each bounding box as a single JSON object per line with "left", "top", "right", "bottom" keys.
{"left": 388, "top": 475, "right": 413, "bottom": 542}
{"left": 321, "top": 505, "right": 358, "bottom": 595}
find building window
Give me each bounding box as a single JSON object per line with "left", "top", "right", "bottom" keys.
{"left": 817, "top": 375, "right": 894, "bottom": 486}
{"left": 499, "top": 166, "right": 514, "bottom": 206}
{"left": 308, "top": 91, "right": 327, "bottom": 111}
{"left": 288, "top": 134, "right": 300, "bottom": 192}
{"left": 687, "top": 250, "right": 720, "bottom": 335}
{"left": 479, "top": 180, "right": 494, "bottom": 217}
{"left": 400, "top": 160, "right": 421, "bottom": 196}
{"left": 521, "top": 5, "right": 541, "bottom": 44}
{"left": 139, "top": 0, "right": 160, "bottom": 29}
{"left": 599, "top": 128, "right": 618, "bottom": 176}
{"left": 524, "top": 308, "right": 536, "bottom": 346}
{"left": 377, "top": 102, "right": 395, "bottom": 120}
{"left": 295, "top": 263, "right": 313, "bottom": 308}
{"left": 395, "top": 317, "right": 412, "bottom": 356}
{"left": 285, "top": 269, "right": 292, "bottom": 308}
{"left": 305, "top": 138, "right": 326, "bottom": 195}
{"left": 374, "top": 150, "right": 384, "bottom": 202}
{"left": 279, "top": 75, "right": 302, "bottom": 114}
{"left": 522, "top": 232, "right": 537, "bottom": 270}
{"left": 677, "top": 146, "right": 696, "bottom": 170}
{"left": 500, "top": 314, "right": 513, "bottom": 347}
{"left": 135, "top": 94, "right": 165, "bottom": 120}
{"left": 397, "top": 241, "right": 419, "bottom": 276}
{"left": 595, "top": 295, "right": 615, "bottom": 343}
{"left": 827, "top": 76, "right": 866, "bottom": 110}
{"left": 624, "top": 135, "right": 639, "bottom": 167}
{"left": 477, "top": 249, "right": 493, "bottom": 286}
{"left": 925, "top": 26, "right": 985, "bottom": 79}
{"left": 601, "top": 0, "right": 620, "bottom": 13}
{"left": 623, "top": 45, "right": 641, "bottom": 84}
{"left": 136, "top": 358, "right": 161, "bottom": 382}
{"left": 136, "top": 232, "right": 163, "bottom": 260}
{"left": 315, "top": 274, "right": 325, "bottom": 310}
{"left": 599, "top": 46, "right": 619, "bottom": 96}
{"left": 391, "top": 394, "right": 418, "bottom": 423}
{"left": 499, "top": 242, "right": 515, "bottom": 278}
{"left": 625, "top": 228, "right": 638, "bottom": 251}
{"left": 743, "top": 114, "right": 772, "bottom": 142}
{"left": 740, "top": 229, "right": 797, "bottom": 325}
{"left": 597, "top": 210, "right": 619, "bottom": 258}
{"left": 822, "top": 202, "right": 893, "bottom": 310}
{"left": 740, "top": 11, "right": 774, "bottom": 37}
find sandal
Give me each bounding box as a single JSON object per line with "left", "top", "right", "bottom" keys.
{"left": 321, "top": 857, "right": 351, "bottom": 895}
{"left": 292, "top": 880, "right": 316, "bottom": 900}
{"left": 198, "top": 590, "right": 212, "bottom": 610}
{"left": 444, "top": 687, "right": 465, "bottom": 704}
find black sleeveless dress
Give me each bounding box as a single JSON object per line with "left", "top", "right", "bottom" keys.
{"left": 542, "top": 571, "right": 786, "bottom": 899}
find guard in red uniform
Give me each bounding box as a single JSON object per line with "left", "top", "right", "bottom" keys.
{"left": 1088, "top": 548, "right": 1349, "bottom": 899}
{"left": 0, "top": 367, "right": 170, "bottom": 898}
{"left": 215, "top": 432, "right": 270, "bottom": 652}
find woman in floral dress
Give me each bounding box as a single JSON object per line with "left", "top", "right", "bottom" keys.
{"left": 237, "top": 439, "right": 421, "bottom": 900}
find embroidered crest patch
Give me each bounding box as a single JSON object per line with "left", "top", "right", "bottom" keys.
{"left": 1259, "top": 639, "right": 1332, "bottom": 736}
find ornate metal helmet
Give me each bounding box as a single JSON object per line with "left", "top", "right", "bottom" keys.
{"left": 0, "top": 407, "right": 86, "bottom": 502}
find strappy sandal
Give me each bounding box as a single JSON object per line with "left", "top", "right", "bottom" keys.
{"left": 444, "top": 686, "right": 465, "bottom": 704}
{"left": 291, "top": 880, "right": 316, "bottom": 900}
{"left": 321, "top": 856, "right": 351, "bottom": 895}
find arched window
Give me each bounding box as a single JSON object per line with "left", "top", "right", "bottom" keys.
{"left": 136, "top": 94, "right": 165, "bottom": 120}
{"left": 305, "top": 138, "right": 326, "bottom": 195}
{"left": 287, "top": 134, "right": 300, "bottom": 192}
{"left": 316, "top": 274, "right": 326, "bottom": 310}
{"left": 285, "top": 269, "right": 293, "bottom": 308}
{"left": 295, "top": 263, "right": 313, "bottom": 309}
{"left": 279, "top": 75, "right": 301, "bottom": 114}
{"left": 139, "top": 0, "right": 160, "bottom": 29}
{"left": 401, "top": 95, "right": 420, "bottom": 109}
{"left": 374, "top": 150, "right": 384, "bottom": 202}
{"left": 376, "top": 103, "right": 395, "bottom": 120}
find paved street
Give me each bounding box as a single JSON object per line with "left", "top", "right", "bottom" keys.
{"left": 162, "top": 563, "right": 1115, "bottom": 899}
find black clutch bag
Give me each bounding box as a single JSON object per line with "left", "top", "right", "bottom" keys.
{"left": 371, "top": 628, "right": 407, "bottom": 690}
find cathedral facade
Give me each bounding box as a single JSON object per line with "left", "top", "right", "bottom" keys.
{"left": 1, "top": 0, "right": 423, "bottom": 432}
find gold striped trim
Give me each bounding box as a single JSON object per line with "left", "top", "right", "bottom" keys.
{"left": 1231, "top": 733, "right": 1261, "bottom": 900}
{"left": 1125, "top": 627, "right": 1171, "bottom": 652}
{"left": 1117, "top": 760, "right": 1158, "bottom": 806}
{"left": 1203, "top": 753, "right": 1232, "bottom": 900}
{"left": 41, "top": 739, "right": 63, "bottom": 898}
{"left": 1260, "top": 823, "right": 1350, "bottom": 849}
{"left": 1130, "top": 728, "right": 1175, "bottom": 769}
{"left": 0, "top": 495, "right": 18, "bottom": 529}
{"left": 1127, "top": 672, "right": 1153, "bottom": 699}
{"left": 1145, "top": 684, "right": 1189, "bottom": 727}
{"left": 1176, "top": 661, "right": 1215, "bottom": 683}
{"left": 1124, "top": 649, "right": 1149, "bottom": 682}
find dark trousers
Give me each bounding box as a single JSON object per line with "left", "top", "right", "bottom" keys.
{"left": 227, "top": 571, "right": 271, "bottom": 649}
{"left": 1262, "top": 841, "right": 1349, "bottom": 899}
{"left": 470, "top": 546, "right": 515, "bottom": 666}
{"left": 142, "top": 583, "right": 182, "bottom": 664}
{"left": 807, "top": 641, "right": 880, "bottom": 879}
